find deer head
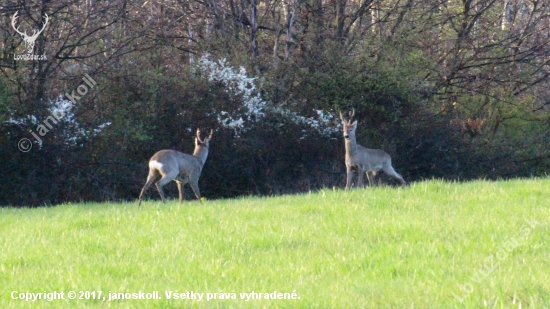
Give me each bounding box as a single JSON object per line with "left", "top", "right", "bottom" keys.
{"left": 339, "top": 108, "right": 357, "bottom": 140}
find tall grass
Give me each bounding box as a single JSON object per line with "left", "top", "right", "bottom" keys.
{"left": 1, "top": 178, "right": 549, "bottom": 308}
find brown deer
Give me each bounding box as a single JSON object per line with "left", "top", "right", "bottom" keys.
{"left": 340, "top": 109, "right": 406, "bottom": 188}
{"left": 138, "top": 129, "right": 213, "bottom": 206}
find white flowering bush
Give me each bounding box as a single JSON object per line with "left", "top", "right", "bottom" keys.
{"left": 6, "top": 96, "right": 111, "bottom": 148}
{"left": 48, "top": 96, "right": 112, "bottom": 147}
{"left": 198, "top": 56, "right": 266, "bottom": 132}
{"left": 274, "top": 108, "right": 341, "bottom": 137}
{"left": 197, "top": 55, "right": 341, "bottom": 136}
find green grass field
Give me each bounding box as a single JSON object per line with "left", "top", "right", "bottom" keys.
{"left": 1, "top": 178, "right": 549, "bottom": 308}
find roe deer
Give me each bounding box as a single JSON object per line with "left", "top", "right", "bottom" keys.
{"left": 340, "top": 109, "right": 406, "bottom": 188}
{"left": 138, "top": 129, "right": 213, "bottom": 206}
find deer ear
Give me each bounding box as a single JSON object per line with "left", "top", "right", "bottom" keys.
{"left": 351, "top": 120, "right": 358, "bottom": 128}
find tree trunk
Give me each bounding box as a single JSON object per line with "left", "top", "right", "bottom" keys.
{"left": 285, "top": 0, "right": 297, "bottom": 61}
{"left": 250, "top": 0, "right": 259, "bottom": 59}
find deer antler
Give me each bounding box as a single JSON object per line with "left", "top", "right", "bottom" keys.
{"left": 31, "top": 14, "right": 49, "bottom": 39}
{"left": 339, "top": 111, "right": 347, "bottom": 124}
{"left": 348, "top": 108, "right": 355, "bottom": 120}
{"left": 340, "top": 108, "right": 356, "bottom": 124}
{"left": 208, "top": 129, "right": 213, "bottom": 140}
{"left": 196, "top": 128, "right": 205, "bottom": 143}
{"left": 11, "top": 12, "right": 27, "bottom": 37}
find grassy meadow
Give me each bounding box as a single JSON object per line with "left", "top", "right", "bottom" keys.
{"left": 1, "top": 178, "right": 549, "bottom": 308}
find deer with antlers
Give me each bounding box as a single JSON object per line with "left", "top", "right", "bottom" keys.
{"left": 138, "top": 129, "right": 213, "bottom": 206}
{"left": 340, "top": 109, "right": 406, "bottom": 188}
{"left": 11, "top": 11, "right": 49, "bottom": 54}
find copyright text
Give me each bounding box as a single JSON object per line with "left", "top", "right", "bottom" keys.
{"left": 10, "top": 290, "right": 301, "bottom": 302}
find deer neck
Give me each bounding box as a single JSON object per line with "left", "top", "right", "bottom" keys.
{"left": 193, "top": 146, "right": 209, "bottom": 169}
{"left": 344, "top": 137, "right": 358, "bottom": 155}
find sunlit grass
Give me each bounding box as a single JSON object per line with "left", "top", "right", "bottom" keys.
{"left": 1, "top": 178, "right": 549, "bottom": 308}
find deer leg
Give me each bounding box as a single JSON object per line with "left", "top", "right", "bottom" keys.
{"left": 138, "top": 170, "right": 159, "bottom": 206}
{"left": 155, "top": 171, "right": 178, "bottom": 204}
{"left": 155, "top": 183, "right": 167, "bottom": 204}
{"left": 357, "top": 169, "right": 365, "bottom": 188}
{"left": 189, "top": 180, "right": 202, "bottom": 202}
{"left": 175, "top": 180, "right": 185, "bottom": 203}
{"left": 382, "top": 163, "right": 407, "bottom": 186}
{"left": 369, "top": 171, "right": 379, "bottom": 187}
{"left": 366, "top": 171, "right": 373, "bottom": 187}
{"left": 345, "top": 166, "right": 353, "bottom": 189}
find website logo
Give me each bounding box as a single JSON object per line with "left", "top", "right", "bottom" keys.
{"left": 11, "top": 11, "right": 49, "bottom": 61}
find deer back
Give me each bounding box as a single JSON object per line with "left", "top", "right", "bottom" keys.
{"left": 150, "top": 150, "right": 203, "bottom": 177}
{"left": 353, "top": 145, "right": 391, "bottom": 169}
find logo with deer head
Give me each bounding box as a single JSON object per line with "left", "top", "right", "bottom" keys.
{"left": 11, "top": 11, "right": 49, "bottom": 55}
